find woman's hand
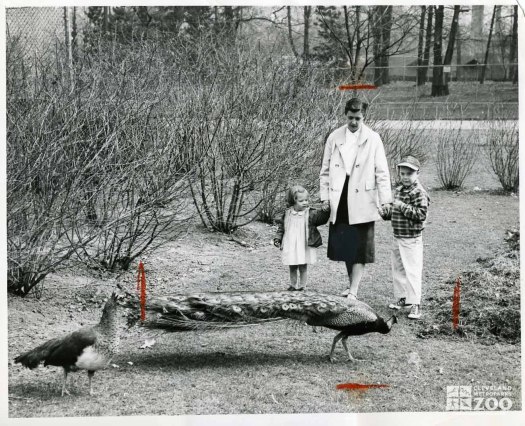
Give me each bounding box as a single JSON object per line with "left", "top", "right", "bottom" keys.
{"left": 380, "top": 203, "right": 392, "bottom": 217}
{"left": 321, "top": 200, "right": 330, "bottom": 212}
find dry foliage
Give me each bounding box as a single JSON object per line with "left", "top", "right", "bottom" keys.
{"left": 486, "top": 119, "right": 519, "bottom": 192}
{"left": 178, "top": 37, "right": 343, "bottom": 231}
{"left": 419, "top": 229, "right": 520, "bottom": 344}
{"left": 7, "top": 33, "right": 195, "bottom": 294}
{"left": 435, "top": 123, "right": 479, "bottom": 189}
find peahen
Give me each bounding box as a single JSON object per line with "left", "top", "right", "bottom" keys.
{"left": 15, "top": 292, "right": 122, "bottom": 396}
{"left": 123, "top": 290, "right": 397, "bottom": 362}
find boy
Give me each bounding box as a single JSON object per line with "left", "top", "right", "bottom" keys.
{"left": 379, "top": 155, "right": 430, "bottom": 319}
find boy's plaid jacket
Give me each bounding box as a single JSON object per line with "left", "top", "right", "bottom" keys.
{"left": 381, "top": 181, "right": 430, "bottom": 238}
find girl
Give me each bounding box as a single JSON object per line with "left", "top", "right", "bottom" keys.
{"left": 274, "top": 185, "right": 330, "bottom": 291}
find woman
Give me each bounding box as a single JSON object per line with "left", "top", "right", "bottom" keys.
{"left": 320, "top": 98, "right": 392, "bottom": 299}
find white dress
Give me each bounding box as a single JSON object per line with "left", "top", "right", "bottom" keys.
{"left": 281, "top": 210, "right": 317, "bottom": 265}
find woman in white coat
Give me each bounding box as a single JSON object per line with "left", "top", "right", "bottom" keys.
{"left": 320, "top": 98, "right": 392, "bottom": 299}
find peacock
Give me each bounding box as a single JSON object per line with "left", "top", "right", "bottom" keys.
{"left": 123, "top": 290, "right": 397, "bottom": 362}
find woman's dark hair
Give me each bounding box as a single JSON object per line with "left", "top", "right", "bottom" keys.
{"left": 344, "top": 98, "right": 368, "bottom": 115}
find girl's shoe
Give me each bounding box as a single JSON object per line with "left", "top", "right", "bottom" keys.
{"left": 408, "top": 304, "right": 422, "bottom": 319}
{"left": 346, "top": 293, "right": 358, "bottom": 300}
{"left": 388, "top": 297, "right": 412, "bottom": 310}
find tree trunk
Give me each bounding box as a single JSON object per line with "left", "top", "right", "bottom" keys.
{"left": 303, "top": 6, "right": 311, "bottom": 62}
{"left": 416, "top": 6, "right": 426, "bottom": 86}
{"left": 380, "top": 5, "right": 392, "bottom": 85}
{"left": 71, "top": 6, "right": 77, "bottom": 63}
{"left": 373, "top": 6, "right": 384, "bottom": 86}
{"left": 354, "top": 6, "right": 362, "bottom": 80}
{"left": 443, "top": 5, "right": 460, "bottom": 88}
{"left": 431, "top": 6, "right": 447, "bottom": 96}
{"left": 479, "top": 6, "right": 496, "bottom": 84}
{"left": 495, "top": 6, "right": 506, "bottom": 78}
{"left": 223, "top": 6, "right": 236, "bottom": 42}
{"left": 456, "top": 28, "right": 462, "bottom": 81}
{"left": 509, "top": 5, "right": 518, "bottom": 83}
{"left": 287, "top": 7, "right": 299, "bottom": 59}
{"left": 63, "top": 7, "right": 73, "bottom": 84}
{"left": 103, "top": 6, "right": 109, "bottom": 33}
{"left": 343, "top": 6, "right": 355, "bottom": 78}
{"left": 419, "top": 5, "right": 433, "bottom": 86}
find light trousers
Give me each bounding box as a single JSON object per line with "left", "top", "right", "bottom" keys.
{"left": 392, "top": 235, "right": 423, "bottom": 305}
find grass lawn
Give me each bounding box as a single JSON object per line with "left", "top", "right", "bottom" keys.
{"left": 347, "top": 81, "right": 519, "bottom": 120}
{"left": 7, "top": 131, "right": 520, "bottom": 416}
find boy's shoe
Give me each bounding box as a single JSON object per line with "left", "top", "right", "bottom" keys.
{"left": 388, "top": 297, "right": 412, "bottom": 310}
{"left": 408, "top": 304, "right": 422, "bottom": 319}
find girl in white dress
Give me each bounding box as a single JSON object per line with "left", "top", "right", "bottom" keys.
{"left": 274, "top": 186, "right": 330, "bottom": 291}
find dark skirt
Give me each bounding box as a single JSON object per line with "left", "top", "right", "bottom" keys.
{"left": 327, "top": 175, "right": 375, "bottom": 264}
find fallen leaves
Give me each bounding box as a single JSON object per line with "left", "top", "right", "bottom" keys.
{"left": 139, "top": 338, "right": 156, "bottom": 349}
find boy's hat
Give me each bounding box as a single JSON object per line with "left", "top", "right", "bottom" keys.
{"left": 397, "top": 155, "right": 420, "bottom": 171}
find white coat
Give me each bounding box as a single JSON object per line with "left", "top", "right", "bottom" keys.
{"left": 320, "top": 123, "right": 392, "bottom": 225}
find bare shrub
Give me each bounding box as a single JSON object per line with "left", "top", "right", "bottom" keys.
{"left": 7, "top": 35, "right": 99, "bottom": 296}
{"left": 67, "top": 37, "right": 194, "bottom": 271}
{"left": 485, "top": 120, "right": 519, "bottom": 192}
{"left": 180, "top": 37, "right": 343, "bottom": 232}
{"left": 435, "top": 123, "right": 479, "bottom": 190}
{"left": 7, "top": 33, "right": 197, "bottom": 296}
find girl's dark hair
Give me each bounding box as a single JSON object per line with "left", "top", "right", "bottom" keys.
{"left": 286, "top": 185, "right": 308, "bottom": 207}
{"left": 344, "top": 98, "right": 368, "bottom": 115}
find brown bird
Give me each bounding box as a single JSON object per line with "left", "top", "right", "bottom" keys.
{"left": 124, "top": 290, "right": 397, "bottom": 362}
{"left": 15, "top": 292, "right": 121, "bottom": 396}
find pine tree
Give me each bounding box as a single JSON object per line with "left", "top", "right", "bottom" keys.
{"left": 313, "top": 6, "right": 346, "bottom": 65}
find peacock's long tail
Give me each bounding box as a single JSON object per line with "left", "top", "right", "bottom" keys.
{"left": 122, "top": 290, "right": 382, "bottom": 332}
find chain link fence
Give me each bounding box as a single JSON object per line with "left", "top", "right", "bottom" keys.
{"left": 6, "top": 7, "right": 66, "bottom": 58}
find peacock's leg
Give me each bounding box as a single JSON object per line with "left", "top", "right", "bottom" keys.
{"left": 88, "top": 370, "right": 95, "bottom": 396}
{"left": 341, "top": 335, "right": 358, "bottom": 362}
{"left": 329, "top": 332, "right": 345, "bottom": 362}
{"left": 61, "top": 368, "right": 70, "bottom": 396}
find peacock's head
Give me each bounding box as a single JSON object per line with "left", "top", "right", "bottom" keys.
{"left": 380, "top": 314, "right": 397, "bottom": 334}
{"left": 101, "top": 290, "right": 126, "bottom": 318}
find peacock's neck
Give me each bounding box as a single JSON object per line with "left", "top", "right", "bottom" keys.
{"left": 376, "top": 317, "right": 392, "bottom": 334}
{"left": 98, "top": 311, "right": 120, "bottom": 352}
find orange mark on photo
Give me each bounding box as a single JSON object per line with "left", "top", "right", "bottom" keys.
{"left": 338, "top": 84, "right": 377, "bottom": 90}
{"left": 336, "top": 383, "right": 389, "bottom": 391}
{"left": 452, "top": 276, "right": 461, "bottom": 330}
{"left": 137, "top": 261, "right": 147, "bottom": 321}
